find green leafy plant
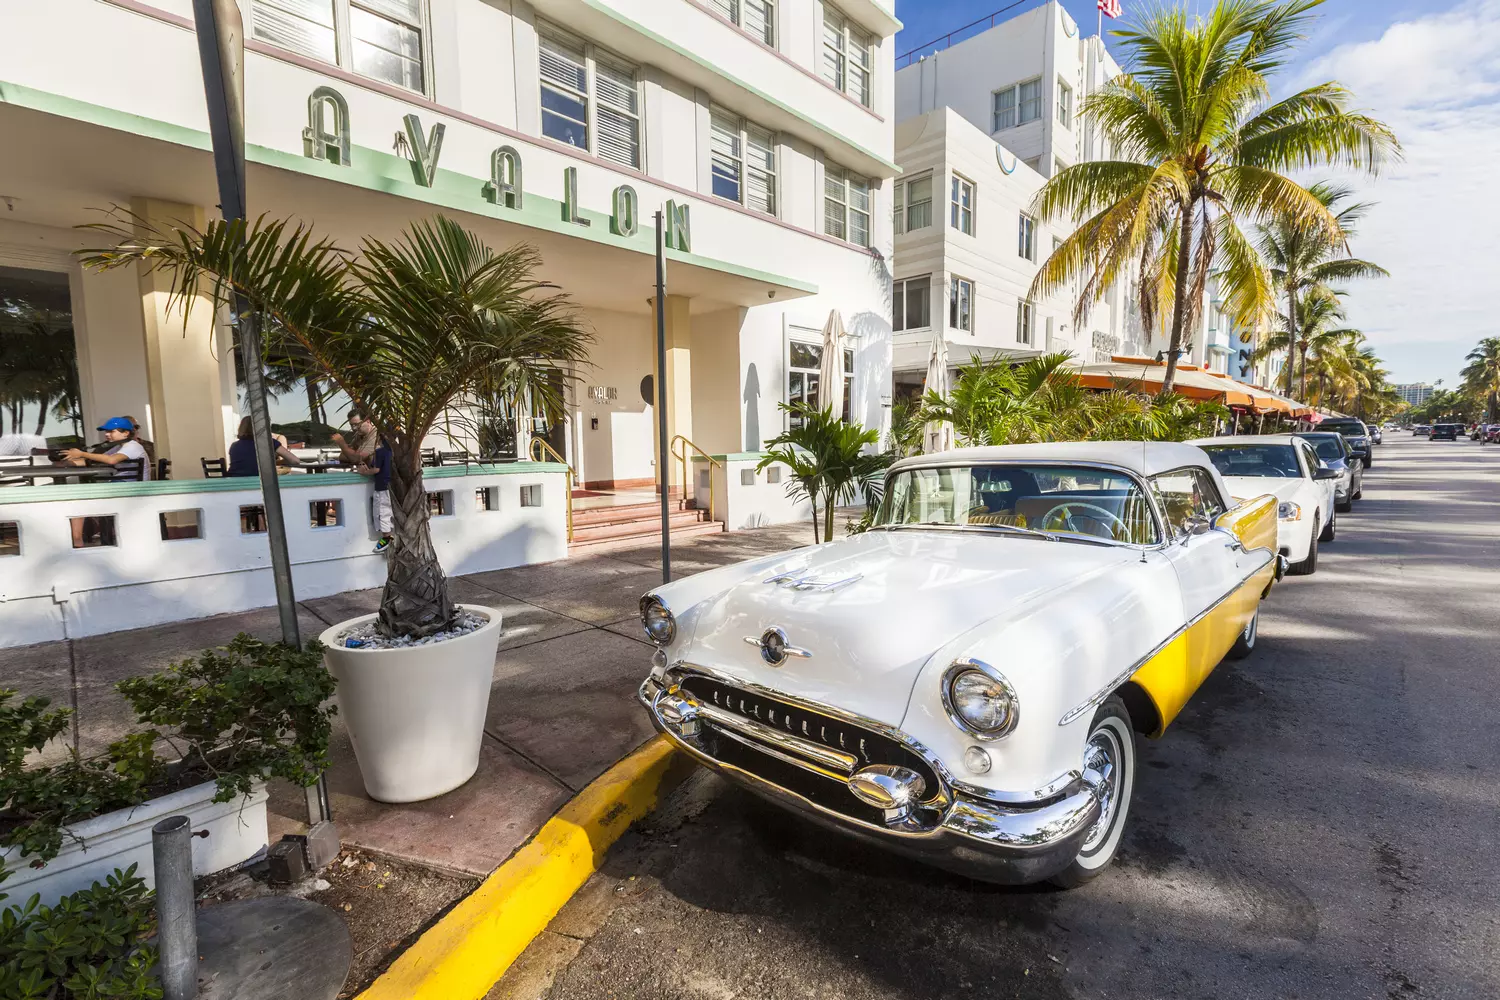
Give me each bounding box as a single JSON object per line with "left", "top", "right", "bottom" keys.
{"left": 0, "top": 864, "right": 161, "bottom": 1000}
{"left": 759, "top": 403, "right": 890, "bottom": 544}
{"left": 0, "top": 634, "right": 334, "bottom": 869}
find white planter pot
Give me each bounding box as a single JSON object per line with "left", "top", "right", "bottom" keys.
{"left": 1, "top": 780, "right": 268, "bottom": 912}
{"left": 320, "top": 604, "right": 502, "bottom": 803}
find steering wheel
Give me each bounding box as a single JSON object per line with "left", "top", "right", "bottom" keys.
{"left": 1039, "top": 501, "right": 1131, "bottom": 539}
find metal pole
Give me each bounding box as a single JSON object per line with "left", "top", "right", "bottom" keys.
{"left": 152, "top": 816, "right": 198, "bottom": 1000}
{"left": 192, "top": 0, "right": 336, "bottom": 837}
{"left": 654, "top": 211, "right": 671, "bottom": 585}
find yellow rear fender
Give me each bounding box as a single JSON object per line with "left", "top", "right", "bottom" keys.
{"left": 1215, "top": 494, "right": 1278, "bottom": 556}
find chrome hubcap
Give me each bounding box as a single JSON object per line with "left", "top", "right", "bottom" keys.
{"left": 1081, "top": 728, "right": 1123, "bottom": 852}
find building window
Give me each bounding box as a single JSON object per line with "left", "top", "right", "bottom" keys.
{"left": 1018, "top": 213, "right": 1037, "bottom": 261}
{"left": 710, "top": 108, "right": 777, "bottom": 215}
{"left": 309, "top": 499, "right": 343, "bottom": 528}
{"left": 519, "top": 484, "right": 543, "bottom": 507}
{"left": 950, "top": 175, "right": 975, "bottom": 235}
{"left": 822, "top": 5, "right": 873, "bottom": 106}
{"left": 426, "top": 490, "right": 454, "bottom": 516}
{"left": 476, "top": 486, "right": 499, "bottom": 511}
{"left": 240, "top": 505, "right": 267, "bottom": 534}
{"left": 69, "top": 515, "right": 117, "bottom": 549}
{"left": 708, "top": 0, "right": 775, "bottom": 46}
{"left": 1016, "top": 299, "right": 1036, "bottom": 345}
{"left": 992, "top": 78, "right": 1042, "bottom": 130}
{"left": 0, "top": 521, "right": 19, "bottom": 557}
{"left": 1057, "top": 79, "right": 1073, "bottom": 127}
{"left": 539, "top": 28, "right": 642, "bottom": 170}
{"left": 824, "top": 166, "right": 871, "bottom": 246}
{"left": 159, "top": 510, "right": 203, "bottom": 541}
{"left": 787, "top": 341, "right": 856, "bottom": 424}
{"left": 250, "top": 0, "right": 426, "bottom": 93}
{"left": 950, "top": 277, "right": 974, "bottom": 332}
{"left": 893, "top": 174, "right": 933, "bottom": 235}
{"left": 893, "top": 275, "right": 932, "bottom": 332}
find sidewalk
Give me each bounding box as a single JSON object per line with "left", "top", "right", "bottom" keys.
{"left": 8, "top": 520, "right": 815, "bottom": 990}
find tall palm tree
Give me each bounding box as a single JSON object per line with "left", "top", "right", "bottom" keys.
{"left": 1030, "top": 0, "right": 1399, "bottom": 394}
{"left": 1255, "top": 181, "right": 1387, "bottom": 397}
{"left": 1461, "top": 337, "right": 1500, "bottom": 422}
{"left": 80, "top": 214, "right": 592, "bottom": 638}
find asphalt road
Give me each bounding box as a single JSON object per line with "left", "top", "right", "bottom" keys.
{"left": 495, "top": 433, "right": 1500, "bottom": 1000}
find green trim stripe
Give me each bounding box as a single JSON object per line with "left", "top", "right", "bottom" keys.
{"left": 0, "top": 462, "right": 567, "bottom": 506}
{"left": 0, "top": 81, "right": 819, "bottom": 296}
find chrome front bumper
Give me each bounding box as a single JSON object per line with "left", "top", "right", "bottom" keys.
{"left": 639, "top": 674, "right": 1101, "bottom": 885}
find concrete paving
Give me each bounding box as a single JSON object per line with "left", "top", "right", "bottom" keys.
{"left": 496, "top": 435, "right": 1500, "bottom": 1000}
{"left": 6, "top": 518, "right": 815, "bottom": 877}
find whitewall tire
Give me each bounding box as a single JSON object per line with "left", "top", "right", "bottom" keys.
{"left": 1050, "top": 697, "right": 1136, "bottom": 888}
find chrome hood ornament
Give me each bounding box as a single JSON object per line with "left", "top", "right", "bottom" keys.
{"left": 743, "top": 626, "right": 812, "bottom": 666}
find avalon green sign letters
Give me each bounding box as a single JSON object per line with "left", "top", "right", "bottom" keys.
{"left": 303, "top": 86, "right": 690, "bottom": 252}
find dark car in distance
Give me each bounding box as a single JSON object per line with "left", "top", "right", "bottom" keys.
{"left": 1316, "top": 418, "right": 1374, "bottom": 467}
{"left": 1431, "top": 423, "right": 1462, "bottom": 441}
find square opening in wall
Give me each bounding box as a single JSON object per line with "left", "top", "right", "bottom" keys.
{"left": 740, "top": 469, "right": 756, "bottom": 487}
{"left": 519, "top": 484, "right": 543, "bottom": 507}
{"left": 240, "top": 505, "right": 267, "bottom": 534}
{"left": 767, "top": 466, "right": 782, "bottom": 484}
{"left": 309, "top": 499, "right": 343, "bottom": 528}
{"left": 427, "top": 491, "right": 454, "bottom": 517}
{"left": 0, "top": 521, "right": 19, "bottom": 557}
{"left": 476, "top": 486, "right": 500, "bottom": 511}
{"left": 159, "top": 509, "right": 203, "bottom": 541}
{"left": 69, "top": 515, "right": 117, "bottom": 549}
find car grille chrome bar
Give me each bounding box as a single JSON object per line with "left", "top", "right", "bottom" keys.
{"left": 694, "top": 700, "right": 858, "bottom": 776}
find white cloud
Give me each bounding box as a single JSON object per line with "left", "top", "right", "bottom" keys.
{"left": 1295, "top": 0, "right": 1500, "bottom": 383}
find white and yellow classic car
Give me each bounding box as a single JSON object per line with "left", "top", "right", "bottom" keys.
{"left": 637, "top": 442, "right": 1282, "bottom": 886}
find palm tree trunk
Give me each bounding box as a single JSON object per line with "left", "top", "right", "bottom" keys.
{"left": 32, "top": 393, "right": 50, "bottom": 437}
{"left": 809, "top": 484, "right": 821, "bottom": 543}
{"left": 378, "top": 442, "right": 455, "bottom": 637}
{"left": 1283, "top": 285, "right": 1299, "bottom": 398}
{"left": 1160, "top": 202, "right": 1195, "bottom": 396}
{"left": 824, "top": 493, "right": 836, "bottom": 543}
{"left": 305, "top": 376, "right": 323, "bottom": 429}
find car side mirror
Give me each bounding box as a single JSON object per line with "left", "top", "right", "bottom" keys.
{"left": 1313, "top": 468, "right": 1339, "bottom": 481}
{"left": 1180, "top": 514, "right": 1213, "bottom": 541}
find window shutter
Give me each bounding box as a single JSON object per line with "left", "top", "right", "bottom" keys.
{"left": 710, "top": 109, "right": 743, "bottom": 201}
{"left": 744, "top": 0, "right": 774, "bottom": 44}
{"left": 745, "top": 123, "right": 776, "bottom": 214}
{"left": 539, "top": 33, "right": 587, "bottom": 94}
{"left": 594, "top": 58, "right": 640, "bottom": 168}
{"left": 709, "top": 0, "right": 737, "bottom": 20}
{"left": 250, "top": 0, "right": 337, "bottom": 63}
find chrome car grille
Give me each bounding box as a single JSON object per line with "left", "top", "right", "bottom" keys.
{"left": 677, "top": 675, "right": 943, "bottom": 809}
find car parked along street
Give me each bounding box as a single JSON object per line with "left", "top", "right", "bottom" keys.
{"left": 1298, "top": 432, "right": 1363, "bottom": 512}
{"left": 1192, "top": 435, "right": 1338, "bottom": 576}
{"left": 1315, "top": 418, "right": 1375, "bottom": 468}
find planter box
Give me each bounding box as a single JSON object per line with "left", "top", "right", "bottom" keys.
{"left": 1, "top": 780, "right": 268, "bottom": 912}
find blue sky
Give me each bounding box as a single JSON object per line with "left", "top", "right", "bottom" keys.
{"left": 896, "top": 0, "right": 1499, "bottom": 388}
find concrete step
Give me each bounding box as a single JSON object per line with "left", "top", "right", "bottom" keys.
{"left": 573, "top": 503, "right": 705, "bottom": 530}
{"left": 571, "top": 509, "right": 711, "bottom": 544}
{"left": 570, "top": 517, "right": 724, "bottom": 551}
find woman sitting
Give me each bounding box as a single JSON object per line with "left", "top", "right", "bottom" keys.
{"left": 227, "top": 416, "right": 306, "bottom": 476}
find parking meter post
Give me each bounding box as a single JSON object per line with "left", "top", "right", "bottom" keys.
{"left": 152, "top": 815, "right": 199, "bottom": 1000}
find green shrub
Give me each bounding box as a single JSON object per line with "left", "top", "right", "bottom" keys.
{"left": 0, "top": 864, "right": 161, "bottom": 1000}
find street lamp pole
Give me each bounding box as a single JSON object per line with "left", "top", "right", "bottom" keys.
{"left": 191, "top": 0, "right": 337, "bottom": 848}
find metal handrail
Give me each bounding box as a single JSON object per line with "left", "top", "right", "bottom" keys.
{"left": 669, "top": 435, "right": 722, "bottom": 525}
{"left": 529, "top": 437, "right": 575, "bottom": 542}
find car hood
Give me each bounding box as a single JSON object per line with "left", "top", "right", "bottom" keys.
{"left": 679, "top": 529, "right": 1138, "bottom": 727}
{"left": 1221, "top": 476, "right": 1302, "bottom": 503}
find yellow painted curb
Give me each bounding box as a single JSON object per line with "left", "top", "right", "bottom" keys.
{"left": 357, "top": 736, "right": 683, "bottom": 1000}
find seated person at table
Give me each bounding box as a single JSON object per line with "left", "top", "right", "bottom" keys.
{"left": 61, "top": 417, "right": 151, "bottom": 479}
{"left": 227, "top": 416, "right": 305, "bottom": 476}
{"left": 330, "top": 408, "right": 377, "bottom": 466}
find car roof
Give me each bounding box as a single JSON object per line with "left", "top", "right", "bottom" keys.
{"left": 1188, "top": 434, "right": 1303, "bottom": 447}
{"left": 886, "top": 441, "right": 1216, "bottom": 478}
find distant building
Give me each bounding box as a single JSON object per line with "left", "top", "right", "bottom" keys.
{"left": 1395, "top": 383, "right": 1434, "bottom": 407}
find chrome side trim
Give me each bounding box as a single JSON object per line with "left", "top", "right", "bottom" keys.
{"left": 695, "top": 699, "right": 859, "bottom": 776}
{"left": 1055, "top": 553, "right": 1275, "bottom": 727}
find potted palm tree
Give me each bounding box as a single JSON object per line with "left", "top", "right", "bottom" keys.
{"left": 80, "top": 215, "right": 591, "bottom": 802}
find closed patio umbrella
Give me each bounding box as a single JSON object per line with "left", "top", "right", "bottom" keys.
{"left": 818, "top": 309, "right": 847, "bottom": 416}
{"left": 923, "top": 331, "right": 955, "bottom": 453}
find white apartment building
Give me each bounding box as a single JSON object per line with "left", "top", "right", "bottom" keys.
{"left": 0, "top": 0, "right": 900, "bottom": 488}
{"left": 889, "top": 2, "right": 1149, "bottom": 388}
{"left": 0, "top": 0, "right": 902, "bottom": 645}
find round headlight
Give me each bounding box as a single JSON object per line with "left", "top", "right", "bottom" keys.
{"left": 1277, "top": 501, "right": 1302, "bottom": 521}
{"left": 941, "top": 660, "right": 1018, "bottom": 740}
{"left": 639, "top": 595, "right": 676, "bottom": 646}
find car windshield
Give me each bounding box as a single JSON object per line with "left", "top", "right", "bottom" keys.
{"left": 1320, "top": 421, "right": 1366, "bottom": 435}
{"left": 1200, "top": 444, "right": 1302, "bottom": 479}
{"left": 1308, "top": 436, "right": 1345, "bottom": 461}
{"left": 875, "top": 464, "right": 1160, "bottom": 545}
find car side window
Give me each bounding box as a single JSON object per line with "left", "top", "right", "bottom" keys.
{"left": 1149, "top": 468, "right": 1224, "bottom": 539}
{"left": 1298, "top": 442, "right": 1319, "bottom": 476}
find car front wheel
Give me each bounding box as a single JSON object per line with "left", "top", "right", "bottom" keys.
{"left": 1050, "top": 697, "right": 1136, "bottom": 888}
{"left": 1319, "top": 511, "right": 1336, "bottom": 542}
{"left": 1289, "top": 519, "right": 1320, "bottom": 574}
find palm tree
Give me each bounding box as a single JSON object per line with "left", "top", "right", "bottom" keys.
{"left": 1030, "top": 0, "right": 1399, "bottom": 394}
{"left": 1461, "top": 337, "right": 1500, "bottom": 422}
{"left": 80, "top": 214, "right": 592, "bottom": 638}
{"left": 759, "top": 403, "right": 887, "bottom": 544}
{"left": 1255, "top": 181, "right": 1387, "bottom": 398}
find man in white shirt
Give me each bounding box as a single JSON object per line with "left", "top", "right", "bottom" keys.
{"left": 62, "top": 417, "right": 151, "bottom": 479}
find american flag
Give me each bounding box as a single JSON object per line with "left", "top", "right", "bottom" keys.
{"left": 1098, "top": 0, "right": 1122, "bottom": 17}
